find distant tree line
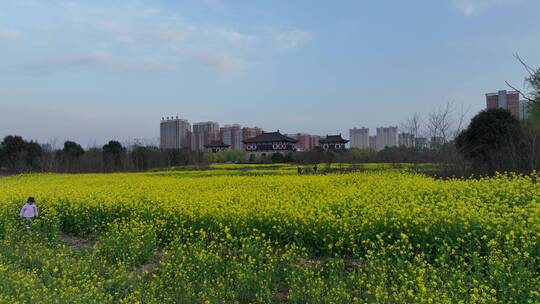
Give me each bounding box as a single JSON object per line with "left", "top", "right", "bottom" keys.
{"left": 0, "top": 137, "right": 211, "bottom": 174}
{"left": 0, "top": 134, "right": 463, "bottom": 175}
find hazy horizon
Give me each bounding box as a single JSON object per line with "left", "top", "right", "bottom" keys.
{"left": 1, "top": 0, "right": 540, "bottom": 146}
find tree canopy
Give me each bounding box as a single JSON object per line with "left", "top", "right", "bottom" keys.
{"left": 0, "top": 135, "right": 43, "bottom": 172}
{"left": 456, "top": 108, "right": 523, "bottom": 172}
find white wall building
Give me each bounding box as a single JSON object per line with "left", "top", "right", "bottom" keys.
{"left": 160, "top": 117, "right": 191, "bottom": 149}
{"left": 376, "top": 126, "right": 398, "bottom": 151}
{"left": 191, "top": 121, "right": 220, "bottom": 151}
{"left": 398, "top": 133, "right": 415, "bottom": 148}
{"left": 519, "top": 100, "right": 530, "bottom": 120}
{"left": 220, "top": 124, "right": 243, "bottom": 150}
{"left": 349, "top": 127, "right": 370, "bottom": 149}
{"left": 369, "top": 136, "right": 377, "bottom": 151}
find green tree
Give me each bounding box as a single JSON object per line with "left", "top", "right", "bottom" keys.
{"left": 0, "top": 135, "right": 42, "bottom": 172}
{"left": 510, "top": 55, "right": 539, "bottom": 125}
{"left": 58, "top": 141, "right": 85, "bottom": 172}
{"left": 102, "top": 140, "right": 125, "bottom": 171}
{"left": 25, "top": 141, "right": 43, "bottom": 170}
{"left": 0, "top": 135, "right": 26, "bottom": 170}
{"left": 512, "top": 56, "right": 540, "bottom": 170}
{"left": 455, "top": 108, "right": 523, "bottom": 173}
{"left": 524, "top": 60, "right": 540, "bottom": 124}
{"left": 62, "top": 141, "right": 85, "bottom": 159}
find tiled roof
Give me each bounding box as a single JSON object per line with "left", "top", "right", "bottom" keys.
{"left": 243, "top": 131, "right": 298, "bottom": 144}
{"left": 319, "top": 134, "right": 349, "bottom": 144}
{"left": 204, "top": 140, "right": 230, "bottom": 148}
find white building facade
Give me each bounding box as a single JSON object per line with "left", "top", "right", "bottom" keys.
{"left": 519, "top": 100, "right": 530, "bottom": 120}
{"left": 220, "top": 124, "right": 243, "bottom": 150}
{"left": 349, "top": 127, "right": 370, "bottom": 149}
{"left": 160, "top": 117, "right": 191, "bottom": 149}
{"left": 376, "top": 126, "right": 398, "bottom": 151}
{"left": 398, "top": 133, "right": 415, "bottom": 148}
{"left": 191, "top": 121, "right": 220, "bottom": 152}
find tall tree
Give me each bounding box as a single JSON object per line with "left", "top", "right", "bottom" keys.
{"left": 0, "top": 135, "right": 26, "bottom": 170}
{"left": 506, "top": 55, "right": 540, "bottom": 170}
{"left": 58, "top": 141, "right": 85, "bottom": 172}
{"left": 102, "top": 140, "right": 125, "bottom": 171}
{"left": 0, "top": 135, "right": 43, "bottom": 172}
{"left": 456, "top": 108, "right": 523, "bottom": 173}
{"left": 506, "top": 55, "right": 540, "bottom": 124}
{"left": 524, "top": 63, "right": 540, "bottom": 124}
{"left": 25, "top": 141, "right": 43, "bottom": 170}
{"left": 63, "top": 141, "right": 85, "bottom": 159}
{"left": 400, "top": 112, "right": 424, "bottom": 139}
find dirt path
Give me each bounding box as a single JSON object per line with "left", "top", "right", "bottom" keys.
{"left": 58, "top": 233, "right": 94, "bottom": 249}
{"left": 139, "top": 250, "right": 164, "bottom": 275}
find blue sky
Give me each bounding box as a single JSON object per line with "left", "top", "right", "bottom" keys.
{"left": 1, "top": 0, "right": 539, "bottom": 146}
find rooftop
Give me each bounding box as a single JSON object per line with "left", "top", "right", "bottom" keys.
{"left": 319, "top": 134, "right": 349, "bottom": 144}
{"left": 204, "top": 140, "right": 230, "bottom": 148}
{"left": 485, "top": 90, "right": 519, "bottom": 97}
{"left": 243, "top": 131, "right": 298, "bottom": 144}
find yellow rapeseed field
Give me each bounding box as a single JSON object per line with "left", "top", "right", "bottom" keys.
{"left": 0, "top": 166, "right": 538, "bottom": 303}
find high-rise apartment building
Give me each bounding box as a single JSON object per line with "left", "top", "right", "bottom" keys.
{"left": 286, "top": 133, "right": 320, "bottom": 151}
{"left": 369, "top": 136, "right": 377, "bottom": 151}
{"left": 220, "top": 124, "right": 243, "bottom": 150}
{"left": 519, "top": 100, "right": 530, "bottom": 120}
{"left": 349, "top": 127, "right": 370, "bottom": 149}
{"left": 160, "top": 116, "right": 191, "bottom": 149}
{"left": 486, "top": 90, "right": 521, "bottom": 119}
{"left": 398, "top": 133, "right": 415, "bottom": 148}
{"left": 376, "top": 126, "right": 398, "bottom": 151}
{"left": 242, "top": 127, "right": 263, "bottom": 142}
{"left": 191, "top": 121, "right": 220, "bottom": 151}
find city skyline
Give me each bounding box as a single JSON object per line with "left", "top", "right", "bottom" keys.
{"left": 159, "top": 114, "right": 457, "bottom": 153}
{"left": 1, "top": 0, "right": 540, "bottom": 145}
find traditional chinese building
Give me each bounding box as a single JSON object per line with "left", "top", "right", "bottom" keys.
{"left": 243, "top": 131, "right": 298, "bottom": 158}
{"left": 319, "top": 134, "right": 349, "bottom": 150}
{"left": 204, "top": 140, "right": 230, "bottom": 153}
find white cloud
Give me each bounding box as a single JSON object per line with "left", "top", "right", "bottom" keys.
{"left": 456, "top": 1, "right": 477, "bottom": 16}
{"left": 0, "top": 29, "right": 19, "bottom": 39}
{"left": 64, "top": 53, "right": 113, "bottom": 66}
{"left": 273, "top": 29, "right": 311, "bottom": 50}
{"left": 21, "top": 52, "right": 114, "bottom": 75}
{"left": 21, "top": 52, "right": 178, "bottom": 75}
{"left": 2, "top": 1, "right": 311, "bottom": 75}
{"left": 192, "top": 49, "right": 244, "bottom": 73}
{"left": 201, "top": 0, "right": 223, "bottom": 9}
{"left": 452, "top": 0, "right": 525, "bottom": 17}
{"left": 212, "top": 28, "right": 256, "bottom": 44}
{"left": 96, "top": 21, "right": 190, "bottom": 45}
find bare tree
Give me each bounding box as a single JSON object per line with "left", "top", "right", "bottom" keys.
{"left": 426, "top": 102, "right": 454, "bottom": 144}
{"left": 400, "top": 112, "right": 424, "bottom": 138}
{"left": 425, "top": 102, "right": 470, "bottom": 144}
{"left": 505, "top": 54, "right": 537, "bottom": 102}
{"left": 505, "top": 54, "right": 540, "bottom": 171}
{"left": 452, "top": 104, "right": 470, "bottom": 139}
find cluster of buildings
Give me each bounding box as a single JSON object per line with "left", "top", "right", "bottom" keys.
{"left": 159, "top": 118, "right": 264, "bottom": 152}
{"left": 160, "top": 117, "right": 350, "bottom": 158}
{"left": 485, "top": 90, "right": 529, "bottom": 120}
{"left": 160, "top": 90, "right": 531, "bottom": 158}
{"left": 349, "top": 127, "right": 430, "bottom": 151}
{"left": 347, "top": 90, "right": 531, "bottom": 151}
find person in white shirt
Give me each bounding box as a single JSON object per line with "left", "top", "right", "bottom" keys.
{"left": 20, "top": 197, "right": 39, "bottom": 229}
